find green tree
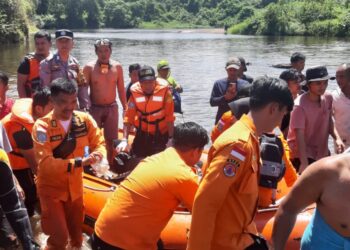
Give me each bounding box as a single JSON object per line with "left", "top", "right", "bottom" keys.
{"left": 104, "top": 0, "right": 135, "bottom": 28}
{"left": 84, "top": 0, "right": 102, "bottom": 28}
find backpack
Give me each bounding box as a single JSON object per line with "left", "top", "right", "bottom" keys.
{"left": 259, "top": 131, "right": 286, "bottom": 189}
{"left": 171, "top": 87, "right": 183, "bottom": 114}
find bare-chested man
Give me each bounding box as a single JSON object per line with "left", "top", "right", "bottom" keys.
{"left": 271, "top": 154, "right": 350, "bottom": 249}
{"left": 83, "top": 39, "right": 127, "bottom": 167}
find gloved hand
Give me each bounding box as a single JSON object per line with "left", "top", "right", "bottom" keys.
{"left": 115, "top": 139, "right": 130, "bottom": 153}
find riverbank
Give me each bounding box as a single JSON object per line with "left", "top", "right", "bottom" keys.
{"left": 228, "top": 1, "right": 350, "bottom": 37}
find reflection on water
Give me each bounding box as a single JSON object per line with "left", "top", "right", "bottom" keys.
{"left": 0, "top": 29, "right": 349, "bottom": 249}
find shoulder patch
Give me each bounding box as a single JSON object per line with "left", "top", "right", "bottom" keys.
{"left": 223, "top": 163, "right": 238, "bottom": 177}
{"left": 36, "top": 130, "right": 47, "bottom": 143}
{"left": 217, "top": 120, "right": 225, "bottom": 131}
{"left": 128, "top": 101, "right": 135, "bottom": 109}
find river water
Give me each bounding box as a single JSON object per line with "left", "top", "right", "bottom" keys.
{"left": 0, "top": 29, "right": 349, "bottom": 249}
{"left": 1, "top": 29, "right": 349, "bottom": 134}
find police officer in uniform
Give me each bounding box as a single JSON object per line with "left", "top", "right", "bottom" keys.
{"left": 40, "top": 29, "right": 90, "bottom": 110}
{"left": 187, "top": 76, "right": 294, "bottom": 250}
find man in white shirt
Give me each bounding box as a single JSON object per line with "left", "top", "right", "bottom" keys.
{"left": 332, "top": 64, "right": 350, "bottom": 149}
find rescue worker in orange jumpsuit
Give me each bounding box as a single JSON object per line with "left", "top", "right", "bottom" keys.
{"left": 187, "top": 76, "right": 294, "bottom": 250}
{"left": 17, "top": 31, "right": 51, "bottom": 97}
{"left": 117, "top": 65, "right": 175, "bottom": 158}
{"left": 32, "top": 78, "right": 106, "bottom": 250}
{"left": 211, "top": 92, "right": 297, "bottom": 208}
{"left": 2, "top": 88, "right": 52, "bottom": 216}
{"left": 92, "top": 122, "right": 209, "bottom": 250}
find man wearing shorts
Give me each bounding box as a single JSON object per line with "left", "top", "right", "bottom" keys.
{"left": 272, "top": 153, "right": 350, "bottom": 249}
{"left": 83, "top": 39, "right": 127, "bottom": 167}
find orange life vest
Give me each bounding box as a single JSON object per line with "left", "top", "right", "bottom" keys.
{"left": 24, "top": 53, "right": 40, "bottom": 97}
{"left": 210, "top": 111, "right": 237, "bottom": 142}
{"left": 130, "top": 84, "right": 169, "bottom": 135}
{"left": 2, "top": 99, "right": 34, "bottom": 170}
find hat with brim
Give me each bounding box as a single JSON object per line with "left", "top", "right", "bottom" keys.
{"left": 226, "top": 57, "right": 241, "bottom": 70}
{"left": 157, "top": 60, "right": 170, "bottom": 70}
{"left": 139, "top": 65, "right": 156, "bottom": 82}
{"left": 306, "top": 65, "right": 330, "bottom": 83}
{"left": 55, "top": 29, "right": 73, "bottom": 40}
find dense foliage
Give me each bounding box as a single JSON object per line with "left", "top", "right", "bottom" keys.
{"left": 0, "top": 0, "right": 35, "bottom": 43}
{"left": 2, "top": 0, "right": 350, "bottom": 42}
{"left": 230, "top": 0, "right": 350, "bottom": 36}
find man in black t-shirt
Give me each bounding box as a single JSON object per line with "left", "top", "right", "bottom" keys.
{"left": 17, "top": 31, "right": 51, "bottom": 98}
{"left": 126, "top": 63, "right": 140, "bottom": 101}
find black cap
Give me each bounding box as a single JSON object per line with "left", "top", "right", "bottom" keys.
{"left": 279, "top": 69, "right": 300, "bottom": 82}
{"left": 138, "top": 65, "right": 156, "bottom": 82}
{"left": 129, "top": 63, "right": 141, "bottom": 74}
{"left": 306, "top": 65, "right": 330, "bottom": 82}
{"left": 228, "top": 97, "right": 250, "bottom": 119}
{"left": 55, "top": 29, "right": 73, "bottom": 40}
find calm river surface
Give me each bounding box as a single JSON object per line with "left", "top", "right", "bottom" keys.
{"left": 0, "top": 29, "right": 349, "bottom": 248}
{"left": 1, "top": 29, "right": 349, "bottom": 134}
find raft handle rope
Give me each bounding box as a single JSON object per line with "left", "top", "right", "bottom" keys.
{"left": 83, "top": 184, "right": 117, "bottom": 192}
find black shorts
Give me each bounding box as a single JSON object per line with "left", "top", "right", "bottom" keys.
{"left": 12, "top": 168, "right": 37, "bottom": 217}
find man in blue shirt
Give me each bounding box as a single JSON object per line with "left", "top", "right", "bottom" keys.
{"left": 210, "top": 57, "right": 250, "bottom": 124}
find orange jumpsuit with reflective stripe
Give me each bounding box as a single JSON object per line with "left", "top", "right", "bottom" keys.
{"left": 32, "top": 111, "right": 106, "bottom": 250}
{"left": 188, "top": 114, "right": 260, "bottom": 250}
{"left": 95, "top": 147, "right": 198, "bottom": 249}
{"left": 210, "top": 110, "right": 236, "bottom": 143}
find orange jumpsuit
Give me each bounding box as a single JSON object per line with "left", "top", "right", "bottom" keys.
{"left": 258, "top": 131, "right": 298, "bottom": 207}
{"left": 210, "top": 110, "right": 237, "bottom": 143}
{"left": 95, "top": 147, "right": 198, "bottom": 250}
{"left": 187, "top": 114, "right": 260, "bottom": 250}
{"left": 211, "top": 111, "right": 298, "bottom": 208}
{"left": 32, "top": 111, "right": 106, "bottom": 250}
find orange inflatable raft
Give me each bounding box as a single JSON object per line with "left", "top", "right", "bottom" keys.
{"left": 82, "top": 150, "right": 314, "bottom": 249}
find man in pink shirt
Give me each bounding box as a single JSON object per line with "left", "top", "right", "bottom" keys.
{"left": 287, "top": 66, "right": 344, "bottom": 174}
{"left": 0, "top": 72, "right": 14, "bottom": 120}
{"left": 332, "top": 64, "right": 350, "bottom": 150}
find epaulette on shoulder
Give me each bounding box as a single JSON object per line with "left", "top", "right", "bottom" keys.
{"left": 24, "top": 52, "right": 35, "bottom": 60}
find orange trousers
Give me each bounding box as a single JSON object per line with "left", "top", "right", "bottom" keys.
{"left": 40, "top": 195, "right": 84, "bottom": 250}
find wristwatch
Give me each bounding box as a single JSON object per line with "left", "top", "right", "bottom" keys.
{"left": 74, "top": 157, "right": 83, "bottom": 168}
